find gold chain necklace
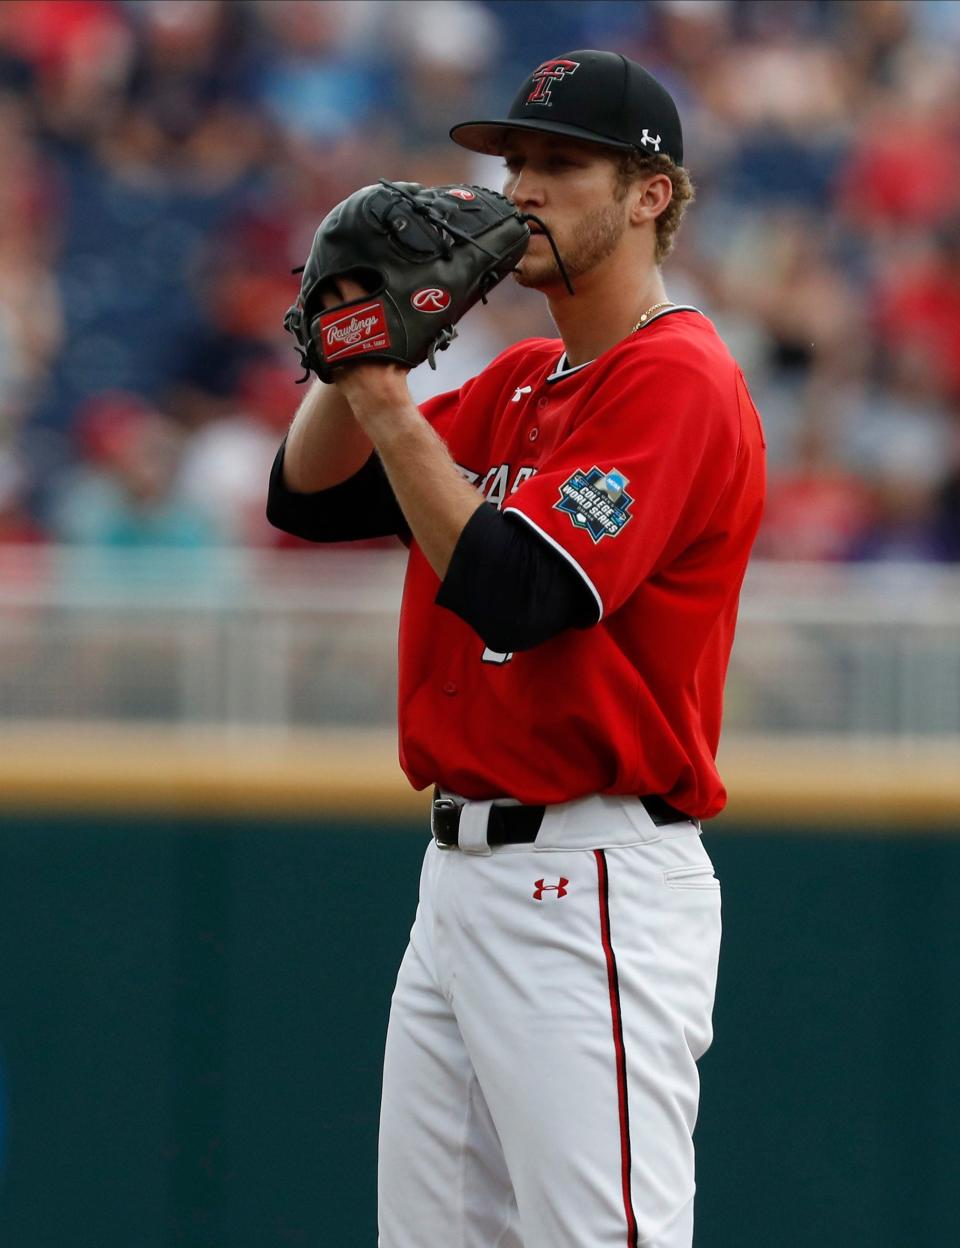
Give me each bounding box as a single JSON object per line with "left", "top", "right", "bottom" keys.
{"left": 631, "top": 300, "right": 673, "bottom": 332}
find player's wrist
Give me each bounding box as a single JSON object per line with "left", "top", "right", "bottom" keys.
{"left": 354, "top": 398, "right": 423, "bottom": 451}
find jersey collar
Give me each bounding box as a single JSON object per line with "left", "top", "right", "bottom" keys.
{"left": 546, "top": 304, "right": 704, "bottom": 383}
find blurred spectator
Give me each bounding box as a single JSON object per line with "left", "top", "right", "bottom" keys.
{"left": 0, "top": 0, "right": 133, "bottom": 142}
{"left": 253, "top": 0, "right": 388, "bottom": 146}
{"left": 50, "top": 392, "right": 220, "bottom": 547}
{"left": 0, "top": 446, "right": 45, "bottom": 543}
{"left": 712, "top": 211, "right": 867, "bottom": 383}
{"left": 757, "top": 424, "right": 875, "bottom": 562}
{"left": 99, "top": 0, "right": 263, "bottom": 191}
{"left": 168, "top": 213, "right": 297, "bottom": 429}
{"left": 835, "top": 16, "right": 960, "bottom": 236}
{"left": 929, "top": 404, "right": 960, "bottom": 560}
{"left": 873, "top": 222, "right": 960, "bottom": 403}
{"left": 178, "top": 360, "right": 302, "bottom": 546}
{"left": 934, "top": 463, "right": 960, "bottom": 561}
{"left": 848, "top": 471, "right": 944, "bottom": 562}
{"left": 390, "top": 1, "right": 502, "bottom": 149}
{"left": 0, "top": 95, "right": 63, "bottom": 422}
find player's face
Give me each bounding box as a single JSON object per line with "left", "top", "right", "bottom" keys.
{"left": 501, "top": 132, "right": 627, "bottom": 288}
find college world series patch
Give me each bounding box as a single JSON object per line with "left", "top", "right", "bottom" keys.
{"left": 554, "top": 466, "right": 634, "bottom": 542}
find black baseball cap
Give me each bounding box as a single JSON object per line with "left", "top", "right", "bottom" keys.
{"left": 450, "top": 49, "right": 683, "bottom": 165}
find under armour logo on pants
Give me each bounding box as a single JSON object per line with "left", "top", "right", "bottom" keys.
{"left": 533, "top": 878, "right": 569, "bottom": 900}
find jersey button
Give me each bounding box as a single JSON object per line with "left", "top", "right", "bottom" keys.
{"left": 537, "top": 397, "right": 549, "bottom": 409}
{"left": 528, "top": 427, "right": 539, "bottom": 442}
{"left": 442, "top": 681, "right": 458, "bottom": 696}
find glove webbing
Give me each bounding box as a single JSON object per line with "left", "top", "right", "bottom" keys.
{"left": 381, "top": 182, "right": 575, "bottom": 296}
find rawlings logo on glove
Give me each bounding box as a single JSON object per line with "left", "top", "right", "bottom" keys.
{"left": 284, "top": 180, "right": 559, "bottom": 383}
{"left": 319, "top": 303, "right": 391, "bottom": 361}
{"left": 411, "top": 287, "right": 452, "bottom": 312}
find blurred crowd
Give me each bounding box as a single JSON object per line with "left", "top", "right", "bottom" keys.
{"left": 0, "top": 0, "right": 958, "bottom": 560}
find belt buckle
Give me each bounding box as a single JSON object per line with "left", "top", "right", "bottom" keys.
{"left": 431, "top": 795, "right": 459, "bottom": 849}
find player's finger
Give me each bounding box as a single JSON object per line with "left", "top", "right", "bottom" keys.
{"left": 335, "top": 276, "right": 368, "bottom": 302}
{"left": 319, "top": 275, "right": 367, "bottom": 310}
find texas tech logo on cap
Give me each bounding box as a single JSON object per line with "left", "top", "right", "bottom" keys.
{"left": 526, "top": 58, "right": 580, "bottom": 106}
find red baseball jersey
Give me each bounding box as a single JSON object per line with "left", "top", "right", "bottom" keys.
{"left": 398, "top": 309, "right": 766, "bottom": 817}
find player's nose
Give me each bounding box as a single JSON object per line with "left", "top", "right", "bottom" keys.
{"left": 505, "top": 168, "right": 545, "bottom": 211}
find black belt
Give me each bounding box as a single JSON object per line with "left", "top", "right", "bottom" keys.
{"left": 430, "top": 789, "right": 694, "bottom": 849}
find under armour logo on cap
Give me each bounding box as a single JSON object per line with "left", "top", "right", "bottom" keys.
{"left": 640, "top": 129, "right": 661, "bottom": 151}
{"left": 533, "top": 877, "right": 569, "bottom": 900}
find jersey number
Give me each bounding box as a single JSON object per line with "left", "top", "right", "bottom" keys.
{"left": 481, "top": 647, "right": 514, "bottom": 665}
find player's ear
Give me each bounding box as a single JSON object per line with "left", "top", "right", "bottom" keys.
{"left": 629, "top": 173, "right": 672, "bottom": 225}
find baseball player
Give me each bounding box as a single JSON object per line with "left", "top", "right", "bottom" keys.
{"left": 268, "top": 49, "right": 765, "bottom": 1248}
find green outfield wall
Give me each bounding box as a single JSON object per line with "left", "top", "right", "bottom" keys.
{"left": 0, "top": 814, "right": 957, "bottom": 1248}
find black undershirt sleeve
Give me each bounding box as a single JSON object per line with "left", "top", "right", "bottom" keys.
{"left": 265, "top": 439, "right": 409, "bottom": 543}
{"left": 267, "top": 443, "right": 599, "bottom": 648}
{"left": 435, "top": 502, "right": 600, "bottom": 652}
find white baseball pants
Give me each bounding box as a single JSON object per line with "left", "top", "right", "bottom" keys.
{"left": 378, "top": 794, "right": 721, "bottom": 1248}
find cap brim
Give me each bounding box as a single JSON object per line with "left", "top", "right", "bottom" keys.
{"left": 450, "top": 118, "right": 636, "bottom": 156}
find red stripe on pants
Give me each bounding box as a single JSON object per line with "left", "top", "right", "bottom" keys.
{"left": 594, "top": 848, "right": 638, "bottom": 1248}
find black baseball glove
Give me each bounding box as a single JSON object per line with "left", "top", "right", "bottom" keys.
{"left": 283, "top": 180, "right": 533, "bottom": 383}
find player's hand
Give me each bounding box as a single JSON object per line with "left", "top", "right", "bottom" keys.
{"left": 319, "top": 276, "right": 414, "bottom": 432}
{"left": 333, "top": 359, "right": 412, "bottom": 417}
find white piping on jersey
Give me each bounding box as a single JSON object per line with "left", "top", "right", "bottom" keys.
{"left": 545, "top": 304, "right": 704, "bottom": 383}
{"left": 502, "top": 506, "right": 605, "bottom": 623}
{"left": 546, "top": 355, "right": 593, "bottom": 382}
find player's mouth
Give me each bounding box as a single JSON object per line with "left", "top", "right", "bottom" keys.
{"left": 519, "top": 213, "right": 574, "bottom": 292}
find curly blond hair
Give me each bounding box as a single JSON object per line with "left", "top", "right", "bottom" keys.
{"left": 613, "top": 152, "right": 695, "bottom": 266}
